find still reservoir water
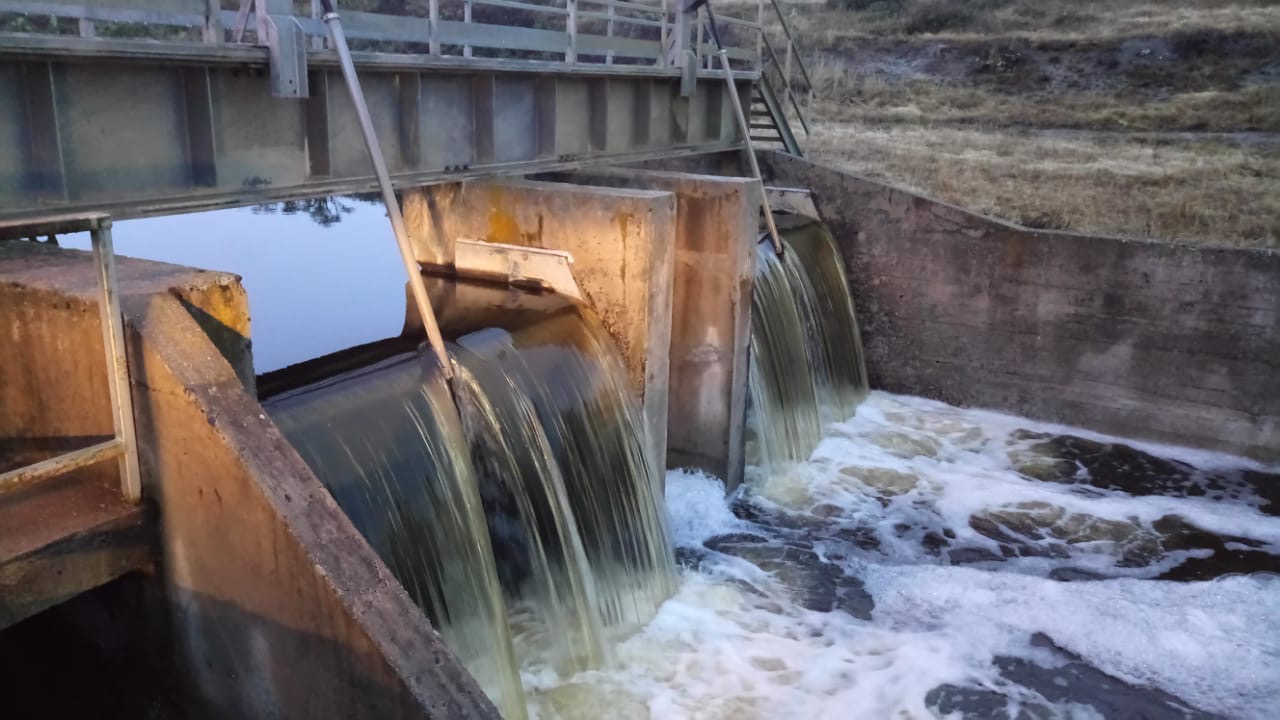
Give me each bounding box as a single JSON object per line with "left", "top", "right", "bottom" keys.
{"left": 60, "top": 200, "right": 404, "bottom": 372}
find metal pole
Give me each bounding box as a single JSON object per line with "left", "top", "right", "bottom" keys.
{"left": 754, "top": 0, "right": 763, "bottom": 72}
{"left": 206, "top": 0, "right": 224, "bottom": 44}
{"left": 91, "top": 220, "right": 143, "bottom": 503}
{"left": 428, "top": 0, "right": 441, "bottom": 56}
{"left": 567, "top": 0, "right": 578, "bottom": 63}
{"left": 606, "top": 1, "right": 615, "bottom": 65}
{"left": 464, "top": 0, "right": 473, "bottom": 58}
{"left": 658, "top": 0, "right": 668, "bottom": 68}
{"left": 693, "top": 0, "right": 784, "bottom": 256}
{"left": 717, "top": 49, "right": 783, "bottom": 256}
{"left": 318, "top": 1, "right": 453, "bottom": 381}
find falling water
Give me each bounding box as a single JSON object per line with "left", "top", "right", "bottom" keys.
{"left": 747, "top": 215, "right": 870, "bottom": 472}
{"left": 265, "top": 279, "right": 676, "bottom": 717}
{"left": 451, "top": 301, "right": 678, "bottom": 638}
{"left": 783, "top": 216, "right": 870, "bottom": 422}
{"left": 266, "top": 354, "right": 528, "bottom": 720}
{"left": 450, "top": 349, "right": 609, "bottom": 674}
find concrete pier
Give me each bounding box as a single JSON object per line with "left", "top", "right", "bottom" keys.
{"left": 0, "top": 241, "right": 496, "bottom": 719}
{"left": 555, "top": 169, "right": 761, "bottom": 489}
{"left": 404, "top": 180, "right": 677, "bottom": 474}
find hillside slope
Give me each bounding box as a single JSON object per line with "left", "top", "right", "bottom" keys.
{"left": 768, "top": 0, "right": 1280, "bottom": 247}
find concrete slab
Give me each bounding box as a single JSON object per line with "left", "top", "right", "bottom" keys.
{"left": 0, "top": 472, "right": 152, "bottom": 629}
{"left": 552, "top": 169, "right": 761, "bottom": 490}
{"left": 402, "top": 180, "right": 677, "bottom": 475}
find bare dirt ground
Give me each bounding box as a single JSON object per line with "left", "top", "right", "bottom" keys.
{"left": 754, "top": 0, "right": 1280, "bottom": 248}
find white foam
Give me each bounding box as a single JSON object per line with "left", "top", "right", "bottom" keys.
{"left": 865, "top": 565, "right": 1280, "bottom": 718}
{"left": 664, "top": 469, "right": 746, "bottom": 547}
{"left": 527, "top": 392, "right": 1280, "bottom": 719}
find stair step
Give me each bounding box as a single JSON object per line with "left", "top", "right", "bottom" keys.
{"left": 0, "top": 472, "right": 154, "bottom": 630}
{"left": 750, "top": 122, "right": 778, "bottom": 129}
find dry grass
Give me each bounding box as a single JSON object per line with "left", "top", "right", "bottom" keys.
{"left": 809, "top": 74, "right": 1280, "bottom": 133}
{"left": 805, "top": 120, "right": 1280, "bottom": 248}
{"left": 778, "top": 0, "right": 1280, "bottom": 41}
{"left": 761, "top": 0, "right": 1280, "bottom": 248}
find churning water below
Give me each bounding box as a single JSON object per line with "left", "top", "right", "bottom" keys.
{"left": 526, "top": 392, "right": 1280, "bottom": 720}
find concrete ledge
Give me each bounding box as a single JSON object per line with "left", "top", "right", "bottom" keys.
{"left": 0, "top": 242, "right": 498, "bottom": 718}
{"left": 555, "top": 169, "right": 761, "bottom": 488}
{"left": 404, "top": 179, "right": 676, "bottom": 473}
{"left": 762, "top": 152, "right": 1280, "bottom": 463}
{"left": 0, "top": 473, "right": 153, "bottom": 630}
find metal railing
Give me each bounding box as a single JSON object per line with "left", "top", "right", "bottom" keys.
{"left": 754, "top": 0, "right": 811, "bottom": 135}
{"left": 0, "top": 213, "right": 142, "bottom": 504}
{"left": 0, "top": 0, "right": 766, "bottom": 74}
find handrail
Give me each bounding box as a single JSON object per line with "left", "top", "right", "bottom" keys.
{"left": 758, "top": 0, "right": 813, "bottom": 135}
{"left": 0, "top": 213, "right": 142, "bottom": 503}
{"left": 766, "top": 0, "right": 812, "bottom": 92}
{"left": 760, "top": 30, "right": 809, "bottom": 135}
{"left": 0, "top": 0, "right": 762, "bottom": 72}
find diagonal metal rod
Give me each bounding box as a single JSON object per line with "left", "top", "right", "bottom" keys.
{"left": 319, "top": 0, "right": 452, "bottom": 381}
{"left": 691, "top": 0, "right": 784, "bottom": 256}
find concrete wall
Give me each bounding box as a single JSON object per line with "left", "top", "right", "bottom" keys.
{"left": 403, "top": 180, "right": 676, "bottom": 473}
{"left": 554, "top": 169, "right": 761, "bottom": 488}
{"left": 0, "top": 242, "right": 498, "bottom": 718}
{"left": 763, "top": 152, "right": 1280, "bottom": 463}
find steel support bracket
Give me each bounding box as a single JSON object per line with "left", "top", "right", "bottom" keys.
{"left": 266, "top": 14, "right": 309, "bottom": 98}
{"left": 680, "top": 51, "right": 698, "bottom": 96}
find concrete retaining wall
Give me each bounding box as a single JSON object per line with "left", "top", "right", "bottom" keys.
{"left": 0, "top": 242, "right": 497, "bottom": 718}
{"left": 763, "top": 152, "right": 1280, "bottom": 463}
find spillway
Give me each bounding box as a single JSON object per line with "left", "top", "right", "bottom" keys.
{"left": 747, "top": 215, "right": 870, "bottom": 474}
{"left": 265, "top": 282, "right": 676, "bottom": 718}
{"left": 266, "top": 352, "right": 528, "bottom": 719}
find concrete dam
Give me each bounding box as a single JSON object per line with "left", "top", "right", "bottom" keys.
{"left": 1, "top": 1, "right": 1278, "bottom": 719}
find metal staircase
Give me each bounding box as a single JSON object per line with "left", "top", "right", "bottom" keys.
{"left": 751, "top": 76, "right": 804, "bottom": 156}
{"left": 748, "top": 0, "right": 814, "bottom": 157}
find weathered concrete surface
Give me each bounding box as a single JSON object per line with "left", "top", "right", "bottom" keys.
{"left": 0, "top": 241, "right": 498, "bottom": 718}
{"left": 0, "top": 471, "right": 153, "bottom": 629}
{"left": 762, "top": 152, "right": 1280, "bottom": 463}
{"left": 553, "top": 169, "right": 761, "bottom": 489}
{"left": 404, "top": 180, "right": 676, "bottom": 473}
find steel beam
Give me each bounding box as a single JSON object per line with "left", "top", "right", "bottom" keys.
{"left": 0, "top": 52, "right": 745, "bottom": 222}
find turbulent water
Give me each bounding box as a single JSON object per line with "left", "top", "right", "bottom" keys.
{"left": 527, "top": 392, "right": 1280, "bottom": 719}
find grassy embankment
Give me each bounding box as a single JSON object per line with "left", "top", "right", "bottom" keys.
{"left": 758, "top": 0, "right": 1280, "bottom": 247}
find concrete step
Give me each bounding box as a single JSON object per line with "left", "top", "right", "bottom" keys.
{"left": 0, "top": 468, "right": 154, "bottom": 630}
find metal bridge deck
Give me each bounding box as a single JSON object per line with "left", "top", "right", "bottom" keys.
{"left": 0, "top": 0, "right": 781, "bottom": 223}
